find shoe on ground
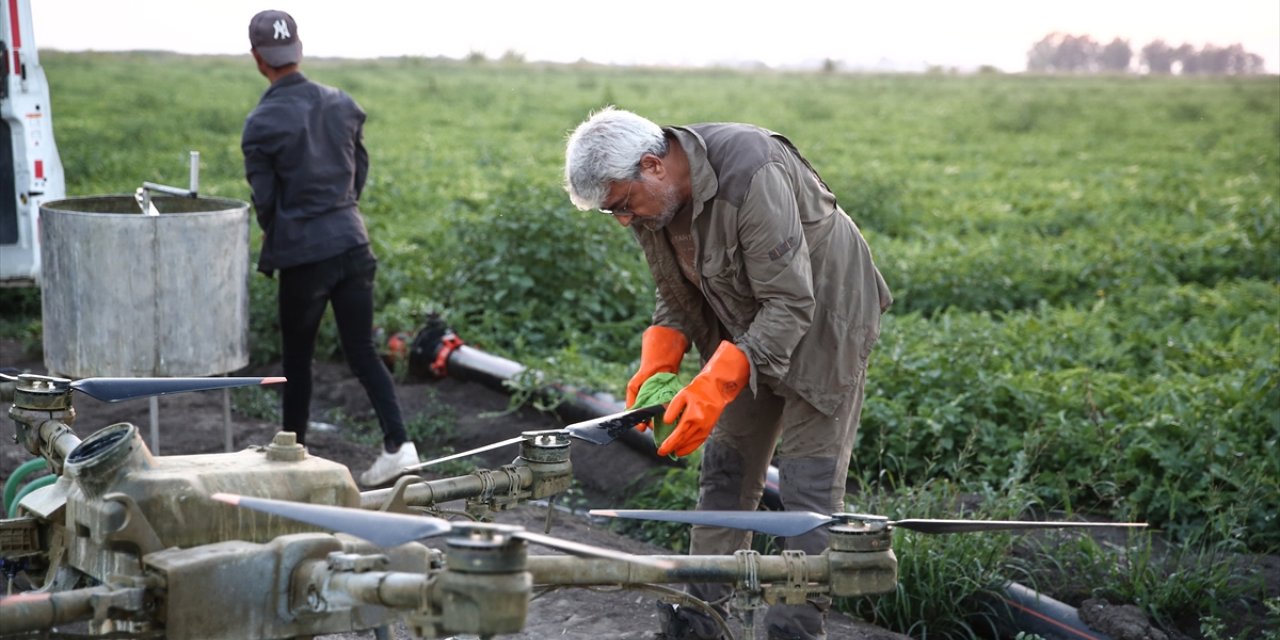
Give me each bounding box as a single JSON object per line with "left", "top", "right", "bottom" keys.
{"left": 359, "top": 441, "right": 419, "bottom": 487}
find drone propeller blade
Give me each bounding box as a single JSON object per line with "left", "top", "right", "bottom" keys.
{"left": 511, "top": 529, "right": 675, "bottom": 569}
{"left": 212, "top": 493, "right": 452, "bottom": 547}
{"left": 890, "top": 519, "right": 1149, "bottom": 534}
{"left": 403, "top": 435, "right": 526, "bottom": 472}
{"left": 72, "top": 376, "right": 286, "bottom": 403}
{"left": 592, "top": 509, "right": 1151, "bottom": 538}
{"left": 565, "top": 405, "right": 665, "bottom": 445}
{"left": 591, "top": 509, "right": 837, "bottom": 538}
{"left": 214, "top": 494, "right": 672, "bottom": 569}
{"left": 403, "top": 405, "right": 666, "bottom": 472}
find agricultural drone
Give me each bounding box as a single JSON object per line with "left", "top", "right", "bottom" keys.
{"left": 1, "top": 369, "right": 1145, "bottom": 639}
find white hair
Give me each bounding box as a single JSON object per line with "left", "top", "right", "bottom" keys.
{"left": 563, "top": 106, "right": 668, "bottom": 210}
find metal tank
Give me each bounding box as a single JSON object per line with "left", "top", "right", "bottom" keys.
{"left": 39, "top": 194, "right": 250, "bottom": 378}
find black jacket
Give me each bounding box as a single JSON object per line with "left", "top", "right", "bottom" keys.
{"left": 242, "top": 72, "right": 370, "bottom": 275}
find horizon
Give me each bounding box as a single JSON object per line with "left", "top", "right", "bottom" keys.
{"left": 28, "top": 0, "right": 1280, "bottom": 74}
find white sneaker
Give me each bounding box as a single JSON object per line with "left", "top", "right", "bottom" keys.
{"left": 359, "top": 442, "right": 419, "bottom": 487}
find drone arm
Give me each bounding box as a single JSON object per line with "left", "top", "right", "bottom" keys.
{"left": 526, "top": 547, "right": 896, "bottom": 599}
{"left": 15, "top": 418, "right": 81, "bottom": 475}
{"left": 527, "top": 554, "right": 767, "bottom": 585}
{"left": 0, "top": 585, "right": 119, "bottom": 634}
{"left": 359, "top": 465, "right": 535, "bottom": 510}
{"left": 296, "top": 561, "right": 432, "bottom": 610}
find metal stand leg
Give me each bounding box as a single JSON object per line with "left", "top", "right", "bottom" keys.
{"left": 224, "top": 386, "right": 233, "bottom": 452}
{"left": 149, "top": 396, "right": 160, "bottom": 454}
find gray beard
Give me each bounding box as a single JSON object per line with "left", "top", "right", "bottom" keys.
{"left": 635, "top": 186, "right": 681, "bottom": 231}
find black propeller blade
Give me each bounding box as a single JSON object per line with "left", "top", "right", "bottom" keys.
{"left": 7, "top": 372, "right": 286, "bottom": 403}
{"left": 592, "top": 509, "right": 838, "bottom": 538}
{"left": 403, "top": 404, "right": 665, "bottom": 472}
{"left": 590, "top": 509, "right": 1148, "bottom": 537}
{"left": 213, "top": 493, "right": 674, "bottom": 569}
{"left": 563, "top": 404, "right": 665, "bottom": 445}
{"left": 72, "top": 376, "right": 288, "bottom": 402}
{"left": 884, "top": 518, "right": 1147, "bottom": 534}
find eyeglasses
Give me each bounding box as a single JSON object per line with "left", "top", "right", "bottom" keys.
{"left": 599, "top": 181, "right": 634, "bottom": 217}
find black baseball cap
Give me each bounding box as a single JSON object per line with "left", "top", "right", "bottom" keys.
{"left": 249, "top": 10, "right": 302, "bottom": 67}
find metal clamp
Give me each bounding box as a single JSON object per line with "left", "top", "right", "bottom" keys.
{"left": 326, "top": 551, "right": 389, "bottom": 573}
{"left": 780, "top": 550, "right": 812, "bottom": 605}
{"left": 735, "top": 549, "right": 761, "bottom": 592}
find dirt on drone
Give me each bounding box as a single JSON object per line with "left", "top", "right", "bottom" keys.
{"left": 3, "top": 336, "right": 1276, "bottom": 640}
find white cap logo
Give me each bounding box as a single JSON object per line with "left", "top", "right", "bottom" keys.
{"left": 272, "top": 19, "right": 291, "bottom": 40}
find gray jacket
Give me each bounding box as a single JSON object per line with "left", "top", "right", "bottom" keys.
{"left": 636, "top": 124, "right": 892, "bottom": 416}
{"left": 242, "top": 72, "right": 370, "bottom": 274}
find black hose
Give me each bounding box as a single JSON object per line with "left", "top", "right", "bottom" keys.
{"left": 993, "top": 582, "right": 1111, "bottom": 640}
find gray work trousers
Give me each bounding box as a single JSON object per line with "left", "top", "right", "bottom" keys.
{"left": 684, "top": 368, "right": 865, "bottom": 639}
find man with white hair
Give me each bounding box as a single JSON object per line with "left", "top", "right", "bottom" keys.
{"left": 564, "top": 107, "right": 892, "bottom": 640}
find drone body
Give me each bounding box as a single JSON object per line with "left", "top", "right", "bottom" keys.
{"left": 1, "top": 373, "right": 898, "bottom": 639}
{"left": 3, "top": 371, "right": 1141, "bottom": 639}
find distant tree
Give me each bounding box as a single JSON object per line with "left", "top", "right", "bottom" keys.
{"left": 1141, "top": 40, "right": 1175, "bottom": 74}
{"left": 1199, "top": 44, "right": 1231, "bottom": 74}
{"left": 1174, "top": 43, "right": 1201, "bottom": 74}
{"left": 1056, "top": 34, "right": 1100, "bottom": 72}
{"left": 1026, "top": 32, "right": 1061, "bottom": 72}
{"left": 821, "top": 58, "right": 839, "bottom": 74}
{"left": 1220, "top": 44, "right": 1264, "bottom": 74}
{"left": 1240, "top": 50, "right": 1266, "bottom": 74}
{"left": 1034, "top": 34, "right": 1266, "bottom": 76}
{"left": 1027, "top": 33, "right": 1104, "bottom": 72}
{"left": 1099, "top": 38, "right": 1132, "bottom": 72}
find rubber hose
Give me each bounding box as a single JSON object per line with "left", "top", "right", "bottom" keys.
{"left": 8, "top": 474, "right": 57, "bottom": 518}
{"left": 3, "top": 458, "right": 50, "bottom": 515}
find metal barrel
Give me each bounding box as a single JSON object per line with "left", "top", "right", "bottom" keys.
{"left": 38, "top": 195, "right": 250, "bottom": 378}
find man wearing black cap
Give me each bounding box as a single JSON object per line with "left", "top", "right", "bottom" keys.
{"left": 242, "top": 9, "right": 418, "bottom": 486}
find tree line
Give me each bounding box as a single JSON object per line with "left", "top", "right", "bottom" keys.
{"left": 1027, "top": 33, "right": 1268, "bottom": 75}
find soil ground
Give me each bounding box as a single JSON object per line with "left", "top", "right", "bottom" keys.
{"left": 2, "top": 337, "right": 1275, "bottom": 639}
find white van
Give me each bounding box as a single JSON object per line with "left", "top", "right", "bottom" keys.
{"left": 0, "top": 0, "right": 65, "bottom": 286}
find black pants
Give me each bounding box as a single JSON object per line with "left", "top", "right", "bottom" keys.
{"left": 277, "top": 244, "right": 406, "bottom": 450}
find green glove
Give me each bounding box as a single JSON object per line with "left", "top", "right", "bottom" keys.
{"left": 631, "top": 372, "right": 684, "bottom": 447}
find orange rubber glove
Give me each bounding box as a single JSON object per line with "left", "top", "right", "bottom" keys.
{"left": 657, "top": 341, "right": 750, "bottom": 457}
{"left": 626, "top": 325, "right": 689, "bottom": 418}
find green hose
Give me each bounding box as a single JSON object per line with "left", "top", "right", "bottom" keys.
{"left": 3, "top": 458, "right": 51, "bottom": 516}
{"left": 8, "top": 474, "right": 56, "bottom": 518}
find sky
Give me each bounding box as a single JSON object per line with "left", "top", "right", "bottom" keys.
{"left": 28, "top": 0, "right": 1280, "bottom": 73}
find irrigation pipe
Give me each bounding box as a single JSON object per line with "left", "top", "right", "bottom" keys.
{"left": 995, "top": 581, "right": 1112, "bottom": 640}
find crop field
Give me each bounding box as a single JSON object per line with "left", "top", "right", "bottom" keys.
{"left": 4, "top": 52, "right": 1277, "bottom": 635}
